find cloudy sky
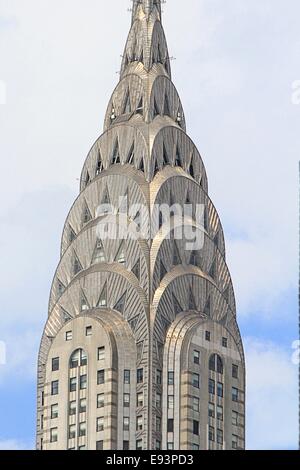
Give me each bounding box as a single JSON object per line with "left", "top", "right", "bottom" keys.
{"left": 0, "top": 0, "right": 299, "bottom": 450}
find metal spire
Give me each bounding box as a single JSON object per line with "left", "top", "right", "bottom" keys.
{"left": 132, "top": 0, "right": 162, "bottom": 22}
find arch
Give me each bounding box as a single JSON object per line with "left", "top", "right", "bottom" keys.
{"left": 69, "top": 348, "right": 88, "bottom": 368}
{"left": 209, "top": 353, "right": 223, "bottom": 374}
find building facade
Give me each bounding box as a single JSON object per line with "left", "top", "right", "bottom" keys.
{"left": 37, "top": 0, "right": 245, "bottom": 451}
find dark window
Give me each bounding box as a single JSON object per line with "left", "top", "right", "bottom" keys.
{"left": 217, "top": 429, "right": 223, "bottom": 445}
{"left": 69, "top": 377, "right": 77, "bottom": 392}
{"left": 69, "top": 401, "right": 76, "bottom": 416}
{"left": 86, "top": 326, "right": 92, "bottom": 336}
{"left": 50, "top": 428, "right": 58, "bottom": 443}
{"left": 96, "top": 440, "right": 103, "bottom": 450}
{"left": 124, "top": 370, "right": 130, "bottom": 384}
{"left": 98, "top": 347, "right": 105, "bottom": 361}
{"left": 123, "top": 441, "right": 129, "bottom": 450}
{"left": 80, "top": 398, "right": 87, "bottom": 413}
{"left": 167, "top": 419, "right": 174, "bottom": 433}
{"left": 208, "top": 402, "right": 215, "bottom": 418}
{"left": 123, "top": 393, "right": 130, "bottom": 408}
{"left": 209, "top": 354, "right": 223, "bottom": 374}
{"left": 193, "top": 350, "right": 200, "bottom": 365}
{"left": 137, "top": 368, "right": 144, "bottom": 384}
{"left": 156, "top": 417, "right": 162, "bottom": 432}
{"left": 168, "top": 371, "right": 174, "bottom": 385}
{"left": 79, "top": 422, "right": 86, "bottom": 437}
{"left": 51, "top": 404, "right": 58, "bottom": 419}
{"left": 136, "top": 440, "right": 143, "bottom": 450}
{"left": 97, "top": 417, "right": 104, "bottom": 432}
{"left": 51, "top": 380, "right": 59, "bottom": 396}
{"left": 156, "top": 440, "right": 161, "bottom": 450}
{"left": 232, "top": 387, "right": 239, "bottom": 402}
{"left": 193, "top": 420, "right": 199, "bottom": 436}
{"left": 232, "top": 364, "right": 239, "bottom": 379}
{"left": 80, "top": 374, "right": 87, "bottom": 390}
{"left": 52, "top": 357, "right": 59, "bottom": 372}
{"left": 232, "top": 435, "right": 238, "bottom": 449}
{"left": 70, "top": 349, "right": 87, "bottom": 368}
{"left": 209, "top": 426, "right": 215, "bottom": 442}
{"left": 156, "top": 370, "right": 162, "bottom": 385}
{"left": 217, "top": 382, "right": 223, "bottom": 398}
{"left": 192, "top": 373, "right": 200, "bottom": 388}
{"left": 97, "top": 393, "right": 105, "bottom": 409}
{"left": 217, "top": 405, "right": 223, "bottom": 421}
{"left": 41, "top": 391, "right": 44, "bottom": 406}
{"left": 123, "top": 417, "right": 130, "bottom": 431}
{"left": 205, "top": 331, "right": 211, "bottom": 341}
{"left": 97, "top": 370, "right": 105, "bottom": 385}
{"left": 209, "top": 379, "right": 215, "bottom": 395}
{"left": 222, "top": 337, "right": 228, "bottom": 348}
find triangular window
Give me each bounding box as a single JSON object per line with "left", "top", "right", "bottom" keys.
{"left": 112, "top": 139, "right": 121, "bottom": 164}
{"left": 97, "top": 283, "right": 107, "bottom": 308}
{"left": 163, "top": 144, "right": 168, "bottom": 165}
{"left": 173, "top": 241, "right": 181, "bottom": 266}
{"left": 73, "top": 253, "right": 83, "bottom": 276}
{"left": 127, "top": 142, "right": 135, "bottom": 164}
{"left": 82, "top": 201, "right": 92, "bottom": 225}
{"left": 204, "top": 296, "right": 211, "bottom": 316}
{"left": 80, "top": 292, "right": 89, "bottom": 312}
{"left": 189, "top": 251, "right": 198, "bottom": 267}
{"left": 136, "top": 97, "right": 143, "bottom": 115}
{"left": 189, "top": 161, "right": 195, "bottom": 178}
{"left": 69, "top": 225, "right": 76, "bottom": 244}
{"left": 163, "top": 94, "right": 171, "bottom": 117}
{"left": 123, "top": 90, "right": 131, "bottom": 114}
{"left": 115, "top": 242, "right": 126, "bottom": 265}
{"left": 189, "top": 287, "right": 197, "bottom": 310}
{"left": 100, "top": 187, "right": 111, "bottom": 215}
{"left": 91, "top": 239, "right": 105, "bottom": 265}
{"left": 160, "top": 260, "right": 167, "bottom": 281}
{"left": 154, "top": 158, "right": 160, "bottom": 175}
{"left": 139, "top": 158, "right": 144, "bottom": 172}
{"left": 175, "top": 144, "right": 181, "bottom": 166}
{"left": 204, "top": 207, "right": 209, "bottom": 231}
{"left": 129, "top": 315, "right": 139, "bottom": 332}
{"left": 61, "top": 307, "right": 72, "bottom": 323}
{"left": 85, "top": 171, "right": 91, "bottom": 186}
{"left": 209, "top": 259, "right": 216, "bottom": 280}
{"left": 172, "top": 293, "right": 182, "bottom": 315}
{"left": 57, "top": 279, "right": 65, "bottom": 296}
{"left": 153, "top": 98, "right": 160, "bottom": 118}
{"left": 132, "top": 260, "right": 141, "bottom": 280}
{"left": 114, "top": 292, "right": 127, "bottom": 314}
{"left": 96, "top": 149, "right": 103, "bottom": 176}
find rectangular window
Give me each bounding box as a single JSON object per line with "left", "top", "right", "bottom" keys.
{"left": 222, "top": 337, "right": 228, "bottom": 348}
{"left": 52, "top": 357, "right": 59, "bottom": 372}
{"left": 193, "top": 350, "right": 200, "bottom": 365}
{"left": 156, "top": 440, "right": 161, "bottom": 450}
{"left": 123, "top": 441, "right": 129, "bottom": 450}
{"left": 137, "top": 368, "right": 144, "bottom": 384}
{"left": 209, "top": 426, "right": 215, "bottom": 442}
{"left": 80, "top": 374, "right": 87, "bottom": 390}
{"left": 205, "top": 331, "right": 211, "bottom": 341}
{"left": 156, "top": 392, "right": 161, "bottom": 408}
{"left": 69, "top": 424, "right": 76, "bottom": 439}
{"left": 51, "top": 380, "right": 59, "bottom": 396}
{"left": 232, "top": 411, "right": 238, "bottom": 426}
{"left": 208, "top": 402, "right": 215, "bottom": 418}
{"left": 167, "top": 419, "right": 174, "bottom": 433}
{"left": 123, "top": 417, "right": 130, "bottom": 431}
{"left": 97, "top": 393, "right": 105, "bottom": 409}
{"left": 50, "top": 427, "right": 58, "bottom": 443}
{"left": 156, "top": 369, "right": 162, "bottom": 385}
{"left": 193, "top": 420, "right": 199, "bottom": 436}
{"left": 96, "top": 441, "right": 103, "bottom": 450}
{"left": 41, "top": 415, "right": 44, "bottom": 430}
{"left": 232, "top": 364, "right": 239, "bottom": 379}
{"left": 167, "top": 443, "right": 174, "bottom": 450}
{"left": 217, "top": 382, "right": 223, "bottom": 398}
{"left": 192, "top": 373, "right": 200, "bottom": 388}
{"left": 86, "top": 326, "right": 92, "bottom": 336}
{"left": 124, "top": 370, "right": 131, "bottom": 384}
{"left": 137, "top": 416, "right": 143, "bottom": 431}
{"left": 168, "top": 395, "right": 174, "bottom": 409}
{"left": 97, "top": 370, "right": 105, "bottom": 385}
{"left": 69, "top": 377, "right": 77, "bottom": 392}
{"left": 136, "top": 440, "right": 143, "bottom": 450}
{"left": 69, "top": 401, "right": 76, "bottom": 416}
{"left": 66, "top": 331, "right": 72, "bottom": 341}
{"left": 51, "top": 404, "right": 58, "bottom": 419}
{"left": 97, "top": 417, "right": 104, "bottom": 432}
{"left": 124, "top": 393, "right": 130, "bottom": 408}
{"left": 193, "top": 397, "right": 200, "bottom": 412}
{"left": 98, "top": 347, "right": 105, "bottom": 361}
{"left": 193, "top": 444, "right": 199, "bottom": 450}
{"left": 217, "top": 405, "right": 223, "bottom": 421}
{"left": 79, "top": 398, "right": 87, "bottom": 413}
{"left": 156, "top": 416, "right": 162, "bottom": 432}
{"left": 137, "top": 392, "right": 144, "bottom": 408}
{"left": 209, "top": 379, "right": 215, "bottom": 395}
{"left": 41, "top": 391, "right": 44, "bottom": 407}
{"left": 168, "top": 371, "right": 174, "bottom": 385}
{"left": 232, "top": 387, "right": 239, "bottom": 402}
{"left": 79, "top": 422, "right": 86, "bottom": 437}
{"left": 232, "top": 434, "right": 238, "bottom": 449}
{"left": 217, "top": 428, "right": 223, "bottom": 445}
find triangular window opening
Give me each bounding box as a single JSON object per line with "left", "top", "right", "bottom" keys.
{"left": 57, "top": 279, "right": 65, "bottom": 296}
{"left": 204, "top": 296, "right": 211, "bottom": 316}
{"left": 129, "top": 315, "right": 140, "bottom": 332}
{"left": 97, "top": 283, "right": 107, "bottom": 308}
{"left": 136, "top": 97, "right": 143, "bottom": 115}
{"left": 189, "top": 287, "right": 197, "bottom": 311}
{"left": 127, "top": 143, "right": 135, "bottom": 164}
{"left": 69, "top": 225, "right": 76, "bottom": 244}
{"left": 114, "top": 292, "right": 127, "bottom": 314}
{"left": 172, "top": 293, "right": 182, "bottom": 316}
{"left": 204, "top": 207, "right": 209, "bottom": 231}
{"left": 160, "top": 260, "right": 167, "bottom": 282}
{"left": 214, "top": 231, "right": 219, "bottom": 248}
{"left": 80, "top": 292, "right": 89, "bottom": 312}
{"left": 115, "top": 242, "right": 126, "bottom": 266}
{"left": 85, "top": 171, "right": 91, "bottom": 186}
{"left": 132, "top": 260, "right": 141, "bottom": 280}
{"left": 223, "top": 286, "right": 230, "bottom": 304}
{"left": 112, "top": 139, "right": 121, "bottom": 164}
{"left": 189, "top": 251, "right": 198, "bottom": 267}
{"left": 173, "top": 241, "right": 181, "bottom": 266}
{"left": 82, "top": 202, "right": 92, "bottom": 225}
{"left": 189, "top": 160, "right": 195, "bottom": 178}
{"left": 100, "top": 187, "right": 111, "bottom": 215}
{"left": 163, "top": 144, "right": 168, "bottom": 165}
{"left": 163, "top": 94, "right": 171, "bottom": 117}
{"left": 73, "top": 254, "right": 83, "bottom": 276}
{"left": 91, "top": 239, "right": 105, "bottom": 265}
{"left": 175, "top": 144, "right": 181, "bottom": 166}
{"left": 139, "top": 49, "right": 144, "bottom": 64}
{"left": 123, "top": 90, "right": 131, "bottom": 114}
{"left": 154, "top": 158, "right": 160, "bottom": 175}
{"left": 96, "top": 150, "right": 103, "bottom": 176}
{"left": 61, "top": 307, "right": 72, "bottom": 323}
{"left": 209, "top": 260, "right": 216, "bottom": 280}
{"left": 153, "top": 98, "right": 160, "bottom": 118}
{"left": 139, "top": 158, "right": 144, "bottom": 172}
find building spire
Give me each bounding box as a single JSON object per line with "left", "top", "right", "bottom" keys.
{"left": 132, "top": 0, "right": 162, "bottom": 22}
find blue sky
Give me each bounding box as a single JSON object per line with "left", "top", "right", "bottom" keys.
{"left": 0, "top": 0, "right": 299, "bottom": 450}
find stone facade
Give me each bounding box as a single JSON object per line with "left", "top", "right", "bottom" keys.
{"left": 36, "top": 0, "right": 245, "bottom": 451}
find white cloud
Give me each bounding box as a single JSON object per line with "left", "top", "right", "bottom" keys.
{"left": 245, "top": 338, "right": 298, "bottom": 450}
